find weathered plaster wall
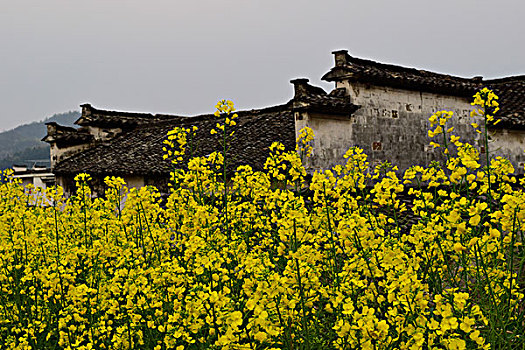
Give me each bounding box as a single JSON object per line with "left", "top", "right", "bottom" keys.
{"left": 300, "top": 81, "right": 484, "bottom": 173}
{"left": 55, "top": 175, "right": 74, "bottom": 196}
{"left": 124, "top": 176, "right": 145, "bottom": 189}
{"left": 49, "top": 127, "right": 122, "bottom": 169}
{"left": 489, "top": 129, "right": 525, "bottom": 173}
{"left": 50, "top": 143, "right": 92, "bottom": 168}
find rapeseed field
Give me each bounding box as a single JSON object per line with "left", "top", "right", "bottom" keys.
{"left": 0, "top": 90, "right": 523, "bottom": 349}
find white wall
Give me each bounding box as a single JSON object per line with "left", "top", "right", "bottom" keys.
{"left": 298, "top": 81, "right": 484, "bottom": 173}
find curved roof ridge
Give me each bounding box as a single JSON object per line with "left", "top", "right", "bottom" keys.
{"left": 484, "top": 75, "right": 525, "bottom": 84}
{"left": 345, "top": 55, "right": 477, "bottom": 82}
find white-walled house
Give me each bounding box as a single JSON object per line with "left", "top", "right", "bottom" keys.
{"left": 43, "top": 50, "right": 525, "bottom": 194}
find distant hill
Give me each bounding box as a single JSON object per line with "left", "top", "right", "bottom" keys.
{"left": 0, "top": 145, "right": 51, "bottom": 170}
{"left": 0, "top": 111, "right": 80, "bottom": 170}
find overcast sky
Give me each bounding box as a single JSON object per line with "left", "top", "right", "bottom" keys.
{"left": 1, "top": 0, "right": 523, "bottom": 131}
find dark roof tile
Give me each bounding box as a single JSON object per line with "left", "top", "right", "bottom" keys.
{"left": 42, "top": 122, "right": 94, "bottom": 147}
{"left": 322, "top": 51, "right": 481, "bottom": 97}
{"left": 76, "top": 104, "right": 187, "bottom": 128}
{"left": 484, "top": 76, "right": 525, "bottom": 129}
{"left": 290, "top": 79, "right": 359, "bottom": 116}
{"left": 54, "top": 105, "right": 296, "bottom": 176}
{"left": 322, "top": 51, "right": 525, "bottom": 127}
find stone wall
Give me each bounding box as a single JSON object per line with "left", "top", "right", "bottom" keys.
{"left": 299, "top": 81, "right": 486, "bottom": 174}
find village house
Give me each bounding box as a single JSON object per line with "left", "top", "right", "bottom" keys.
{"left": 43, "top": 104, "right": 299, "bottom": 194}
{"left": 43, "top": 50, "right": 525, "bottom": 194}
{"left": 12, "top": 164, "right": 55, "bottom": 189}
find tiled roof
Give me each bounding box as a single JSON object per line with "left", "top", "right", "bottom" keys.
{"left": 322, "top": 50, "right": 481, "bottom": 97}
{"left": 485, "top": 76, "right": 525, "bottom": 129}
{"left": 42, "top": 122, "right": 94, "bottom": 147}
{"left": 322, "top": 50, "right": 525, "bottom": 128}
{"left": 290, "top": 79, "right": 360, "bottom": 116}
{"left": 53, "top": 105, "right": 296, "bottom": 176}
{"left": 75, "top": 104, "right": 186, "bottom": 128}
{"left": 49, "top": 52, "right": 525, "bottom": 178}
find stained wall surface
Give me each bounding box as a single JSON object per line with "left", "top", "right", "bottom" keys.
{"left": 50, "top": 143, "right": 92, "bottom": 168}
{"left": 301, "top": 81, "right": 489, "bottom": 174}
{"left": 489, "top": 129, "right": 525, "bottom": 173}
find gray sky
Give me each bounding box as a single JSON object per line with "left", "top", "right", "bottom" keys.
{"left": 1, "top": 0, "right": 524, "bottom": 131}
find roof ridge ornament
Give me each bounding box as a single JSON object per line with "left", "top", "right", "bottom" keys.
{"left": 332, "top": 49, "right": 349, "bottom": 67}
{"left": 290, "top": 78, "right": 311, "bottom": 98}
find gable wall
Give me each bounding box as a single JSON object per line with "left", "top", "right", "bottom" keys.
{"left": 300, "top": 80, "right": 487, "bottom": 173}
{"left": 51, "top": 143, "right": 92, "bottom": 168}
{"left": 49, "top": 126, "right": 123, "bottom": 169}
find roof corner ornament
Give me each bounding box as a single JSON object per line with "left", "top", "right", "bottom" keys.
{"left": 80, "top": 103, "right": 93, "bottom": 118}
{"left": 290, "top": 78, "right": 311, "bottom": 98}
{"left": 45, "top": 122, "right": 58, "bottom": 137}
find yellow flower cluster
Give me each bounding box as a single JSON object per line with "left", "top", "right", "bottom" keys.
{"left": 1, "top": 92, "right": 524, "bottom": 349}
{"left": 264, "top": 142, "right": 307, "bottom": 187}
{"left": 296, "top": 126, "right": 314, "bottom": 159}
{"left": 163, "top": 126, "right": 198, "bottom": 165}
{"left": 428, "top": 111, "right": 458, "bottom": 151}
{"left": 470, "top": 88, "right": 501, "bottom": 129}
{"left": 210, "top": 100, "right": 238, "bottom": 137}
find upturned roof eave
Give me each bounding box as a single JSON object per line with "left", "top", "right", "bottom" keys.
{"left": 323, "top": 67, "right": 476, "bottom": 98}
{"left": 292, "top": 103, "right": 360, "bottom": 117}
{"left": 321, "top": 68, "right": 347, "bottom": 82}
